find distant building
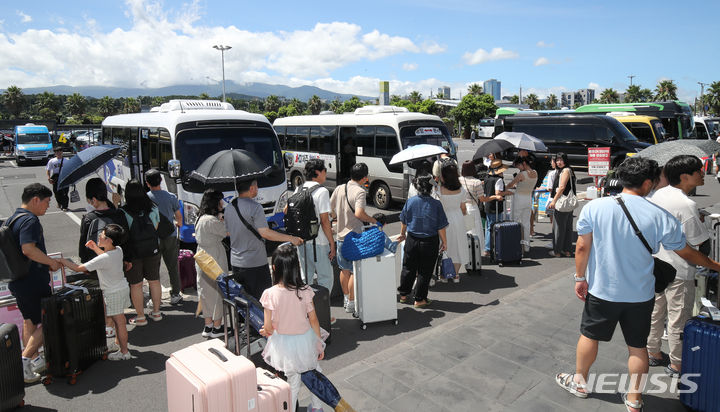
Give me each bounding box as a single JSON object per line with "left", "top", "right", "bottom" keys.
{"left": 437, "top": 86, "right": 451, "bottom": 100}
{"left": 379, "top": 81, "right": 390, "bottom": 105}
{"left": 561, "top": 88, "right": 596, "bottom": 107}
{"left": 483, "top": 79, "right": 501, "bottom": 101}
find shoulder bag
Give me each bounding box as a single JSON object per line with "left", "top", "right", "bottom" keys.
{"left": 231, "top": 199, "right": 263, "bottom": 242}
{"left": 555, "top": 170, "right": 578, "bottom": 212}
{"left": 614, "top": 195, "right": 676, "bottom": 293}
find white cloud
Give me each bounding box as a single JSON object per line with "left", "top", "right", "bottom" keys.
{"left": 17, "top": 11, "right": 32, "bottom": 23}
{"left": 462, "top": 47, "right": 518, "bottom": 65}
{"left": 421, "top": 41, "right": 446, "bottom": 54}
{"left": 402, "top": 63, "right": 418, "bottom": 71}
{"left": 588, "top": 82, "right": 601, "bottom": 92}
{"left": 536, "top": 40, "right": 553, "bottom": 48}
{"left": 534, "top": 57, "right": 550, "bottom": 66}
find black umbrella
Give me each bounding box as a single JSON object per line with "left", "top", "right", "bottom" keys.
{"left": 187, "top": 149, "right": 272, "bottom": 188}
{"left": 57, "top": 144, "right": 121, "bottom": 190}
{"left": 472, "top": 139, "right": 513, "bottom": 162}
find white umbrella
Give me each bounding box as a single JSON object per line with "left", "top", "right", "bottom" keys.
{"left": 494, "top": 132, "right": 547, "bottom": 152}
{"left": 389, "top": 144, "right": 447, "bottom": 165}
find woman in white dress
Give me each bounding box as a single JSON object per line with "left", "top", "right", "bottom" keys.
{"left": 459, "top": 161, "right": 500, "bottom": 252}
{"left": 506, "top": 157, "right": 538, "bottom": 253}
{"left": 437, "top": 160, "right": 469, "bottom": 282}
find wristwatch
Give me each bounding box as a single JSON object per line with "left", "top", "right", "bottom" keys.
{"left": 574, "top": 274, "right": 586, "bottom": 282}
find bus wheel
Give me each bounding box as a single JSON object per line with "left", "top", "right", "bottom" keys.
{"left": 371, "top": 182, "right": 392, "bottom": 210}
{"left": 291, "top": 172, "right": 304, "bottom": 190}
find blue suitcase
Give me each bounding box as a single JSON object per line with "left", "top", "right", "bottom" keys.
{"left": 679, "top": 316, "right": 720, "bottom": 411}
{"left": 491, "top": 219, "right": 522, "bottom": 266}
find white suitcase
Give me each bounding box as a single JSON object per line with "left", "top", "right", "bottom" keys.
{"left": 353, "top": 250, "right": 398, "bottom": 329}
{"left": 466, "top": 231, "right": 482, "bottom": 274}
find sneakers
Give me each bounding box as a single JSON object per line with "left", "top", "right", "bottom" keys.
{"left": 345, "top": 301, "right": 355, "bottom": 313}
{"left": 208, "top": 327, "right": 224, "bottom": 339}
{"left": 201, "top": 325, "right": 213, "bottom": 338}
{"left": 107, "top": 341, "right": 120, "bottom": 352}
{"left": 22, "top": 358, "right": 41, "bottom": 383}
{"left": 31, "top": 355, "right": 46, "bottom": 374}
{"left": 108, "top": 350, "right": 131, "bottom": 361}
{"left": 665, "top": 365, "right": 680, "bottom": 378}
{"left": 170, "top": 294, "right": 184, "bottom": 305}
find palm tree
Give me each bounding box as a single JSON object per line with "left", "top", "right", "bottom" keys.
{"left": 97, "top": 96, "right": 116, "bottom": 117}
{"left": 264, "top": 95, "right": 281, "bottom": 113}
{"left": 467, "top": 83, "right": 483, "bottom": 96}
{"left": 307, "top": 95, "right": 322, "bottom": 115}
{"left": 199, "top": 92, "right": 210, "bottom": 100}
{"left": 66, "top": 93, "right": 87, "bottom": 119}
{"left": 408, "top": 91, "right": 422, "bottom": 104}
{"left": 525, "top": 93, "right": 540, "bottom": 110}
{"left": 624, "top": 85, "right": 643, "bottom": 103}
{"left": 599, "top": 88, "right": 620, "bottom": 104}
{"left": 34, "top": 92, "right": 60, "bottom": 119}
{"left": 151, "top": 97, "right": 166, "bottom": 108}
{"left": 2, "top": 85, "right": 24, "bottom": 118}
{"left": 705, "top": 81, "right": 720, "bottom": 116}
{"left": 546, "top": 94, "right": 558, "bottom": 109}
{"left": 329, "top": 98, "right": 342, "bottom": 113}
{"left": 122, "top": 97, "right": 140, "bottom": 113}
{"left": 655, "top": 80, "right": 678, "bottom": 101}
{"left": 509, "top": 95, "right": 519, "bottom": 104}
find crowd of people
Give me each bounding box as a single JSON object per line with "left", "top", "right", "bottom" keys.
{"left": 4, "top": 149, "right": 718, "bottom": 411}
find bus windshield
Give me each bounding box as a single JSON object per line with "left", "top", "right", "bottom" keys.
{"left": 17, "top": 133, "right": 49, "bottom": 144}
{"left": 399, "top": 125, "right": 455, "bottom": 155}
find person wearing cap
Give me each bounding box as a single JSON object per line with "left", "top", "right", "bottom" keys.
{"left": 46, "top": 147, "right": 69, "bottom": 211}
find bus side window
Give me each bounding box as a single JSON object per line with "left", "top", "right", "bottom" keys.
{"left": 274, "top": 126, "right": 286, "bottom": 148}
{"left": 319, "top": 126, "right": 337, "bottom": 155}
{"left": 695, "top": 123, "right": 708, "bottom": 139}
{"left": 159, "top": 129, "right": 172, "bottom": 171}
{"left": 285, "top": 127, "right": 297, "bottom": 150}
{"left": 355, "top": 126, "right": 375, "bottom": 156}
{"left": 296, "top": 127, "right": 309, "bottom": 152}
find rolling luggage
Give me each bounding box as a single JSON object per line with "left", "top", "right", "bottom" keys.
{"left": 178, "top": 249, "right": 197, "bottom": 291}
{"left": 490, "top": 202, "right": 523, "bottom": 266}
{"left": 166, "top": 338, "right": 259, "bottom": 412}
{"left": 353, "top": 250, "right": 398, "bottom": 329}
{"left": 679, "top": 316, "right": 720, "bottom": 412}
{"left": 256, "top": 368, "right": 291, "bottom": 411}
{"left": 223, "top": 296, "right": 267, "bottom": 358}
{"left": 466, "top": 230, "right": 482, "bottom": 274}
{"left": 0, "top": 323, "right": 24, "bottom": 410}
{"left": 310, "top": 284, "right": 332, "bottom": 343}
{"left": 0, "top": 296, "right": 24, "bottom": 343}
{"left": 41, "top": 286, "right": 106, "bottom": 385}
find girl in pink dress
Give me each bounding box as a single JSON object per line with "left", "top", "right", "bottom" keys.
{"left": 260, "top": 243, "right": 326, "bottom": 412}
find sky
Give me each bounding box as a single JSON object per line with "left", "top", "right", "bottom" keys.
{"left": 0, "top": 0, "right": 717, "bottom": 102}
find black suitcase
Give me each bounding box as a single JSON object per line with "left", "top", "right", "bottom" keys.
{"left": 41, "top": 287, "right": 106, "bottom": 385}
{"left": 0, "top": 323, "right": 24, "bottom": 410}
{"left": 310, "top": 284, "right": 331, "bottom": 344}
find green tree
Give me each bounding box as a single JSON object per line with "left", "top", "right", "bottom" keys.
{"left": 408, "top": 91, "right": 422, "bottom": 104}
{"left": 122, "top": 97, "right": 141, "bottom": 113}
{"left": 97, "top": 96, "right": 116, "bottom": 117}
{"left": 278, "top": 104, "right": 299, "bottom": 118}
{"left": 450, "top": 93, "right": 497, "bottom": 138}
{"left": 199, "top": 92, "right": 210, "bottom": 100}
{"left": 467, "top": 83, "right": 483, "bottom": 96}
{"left": 338, "top": 96, "right": 367, "bottom": 113}
{"left": 34, "top": 92, "right": 60, "bottom": 120}
{"left": 151, "top": 96, "right": 166, "bottom": 108}
{"left": 307, "top": 95, "right": 322, "bottom": 115}
{"left": 264, "top": 95, "right": 281, "bottom": 112}
{"left": 705, "top": 81, "right": 720, "bottom": 115}
{"left": 417, "top": 99, "right": 438, "bottom": 115}
{"left": 509, "top": 95, "right": 519, "bottom": 104}
{"left": 264, "top": 111, "right": 278, "bottom": 123}
{"left": 546, "top": 94, "right": 558, "bottom": 109}
{"left": 624, "top": 85, "right": 643, "bottom": 102}
{"left": 329, "top": 98, "right": 342, "bottom": 113}
{"left": 655, "top": 80, "right": 678, "bottom": 101}
{"left": 65, "top": 93, "right": 88, "bottom": 118}
{"left": 2, "top": 85, "right": 24, "bottom": 118}
{"left": 525, "top": 93, "right": 540, "bottom": 110}
{"left": 599, "top": 88, "right": 620, "bottom": 104}
{"left": 248, "top": 100, "right": 260, "bottom": 113}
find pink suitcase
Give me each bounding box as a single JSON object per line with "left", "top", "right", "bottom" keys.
{"left": 166, "top": 339, "right": 258, "bottom": 412}
{"left": 256, "top": 368, "right": 291, "bottom": 411}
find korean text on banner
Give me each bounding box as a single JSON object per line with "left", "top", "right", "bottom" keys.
{"left": 588, "top": 147, "right": 611, "bottom": 176}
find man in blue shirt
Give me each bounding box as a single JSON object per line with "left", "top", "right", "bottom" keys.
{"left": 7, "top": 183, "right": 62, "bottom": 383}
{"left": 145, "top": 169, "right": 183, "bottom": 305}
{"left": 556, "top": 157, "right": 720, "bottom": 411}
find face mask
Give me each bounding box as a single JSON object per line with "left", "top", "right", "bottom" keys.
{"left": 483, "top": 157, "right": 491, "bottom": 167}
{"left": 86, "top": 202, "right": 95, "bottom": 212}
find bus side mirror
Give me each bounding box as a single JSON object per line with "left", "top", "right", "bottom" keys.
{"left": 168, "top": 159, "right": 181, "bottom": 178}
{"left": 284, "top": 152, "right": 294, "bottom": 169}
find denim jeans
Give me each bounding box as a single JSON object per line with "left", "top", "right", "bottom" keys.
{"left": 484, "top": 212, "right": 500, "bottom": 252}
{"left": 298, "top": 242, "right": 334, "bottom": 292}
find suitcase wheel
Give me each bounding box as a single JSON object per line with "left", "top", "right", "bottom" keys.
{"left": 102, "top": 353, "right": 108, "bottom": 361}
{"left": 393, "top": 319, "right": 398, "bottom": 326}
{"left": 68, "top": 376, "right": 77, "bottom": 385}
{"left": 361, "top": 323, "right": 367, "bottom": 330}
{"left": 42, "top": 376, "right": 53, "bottom": 385}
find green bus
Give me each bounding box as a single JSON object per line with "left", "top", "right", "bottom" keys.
{"left": 575, "top": 102, "right": 694, "bottom": 139}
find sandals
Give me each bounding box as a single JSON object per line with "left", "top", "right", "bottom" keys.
{"left": 149, "top": 311, "right": 163, "bottom": 322}
{"left": 620, "top": 392, "right": 643, "bottom": 412}
{"left": 399, "top": 295, "right": 409, "bottom": 304}
{"left": 555, "top": 372, "right": 588, "bottom": 398}
{"left": 414, "top": 299, "right": 431, "bottom": 309}
{"left": 648, "top": 352, "right": 669, "bottom": 367}
{"left": 129, "top": 316, "right": 147, "bottom": 326}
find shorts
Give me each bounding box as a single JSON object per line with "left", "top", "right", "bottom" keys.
{"left": 580, "top": 293, "right": 655, "bottom": 348}
{"left": 336, "top": 240, "right": 353, "bottom": 271}
{"left": 104, "top": 287, "right": 131, "bottom": 317}
{"left": 124, "top": 254, "right": 161, "bottom": 285}
{"left": 12, "top": 287, "right": 52, "bottom": 326}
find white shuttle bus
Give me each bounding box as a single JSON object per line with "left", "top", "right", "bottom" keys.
{"left": 101, "top": 100, "right": 287, "bottom": 244}
{"left": 273, "top": 106, "right": 455, "bottom": 209}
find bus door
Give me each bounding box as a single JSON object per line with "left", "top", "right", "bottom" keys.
{"left": 338, "top": 127, "right": 357, "bottom": 185}
{"left": 139, "top": 128, "right": 160, "bottom": 184}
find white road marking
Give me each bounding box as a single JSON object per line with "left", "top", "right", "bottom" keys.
{"left": 65, "top": 211, "right": 82, "bottom": 225}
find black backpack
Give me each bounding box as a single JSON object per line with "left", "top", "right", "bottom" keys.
{"left": 483, "top": 173, "right": 504, "bottom": 215}
{"left": 121, "top": 209, "right": 159, "bottom": 259}
{"left": 284, "top": 184, "right": 322, "bottom": 241}
{"left": 0, "top": 213, "right": 30, "bottom": 281}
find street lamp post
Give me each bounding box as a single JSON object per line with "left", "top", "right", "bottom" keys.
{"left": 212, "top": 44, "right": 232, "bottom": 102}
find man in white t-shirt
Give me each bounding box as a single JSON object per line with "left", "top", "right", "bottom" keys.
{"left": 46, "top": 147, "right": 69, "bottom": 210}
{"left": 295, "top": 159, "right": 336, "bottom": 292}
{"left": 647, "top": 155, "right": 710, "bottom": 377}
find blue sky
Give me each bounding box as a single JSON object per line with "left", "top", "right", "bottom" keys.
{"left": 1, "top": 0, "right": 717, "bottom": 102}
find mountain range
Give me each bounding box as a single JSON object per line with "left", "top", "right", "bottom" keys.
{"left": 20, "top": 81, "right": 375, "bottom": 102}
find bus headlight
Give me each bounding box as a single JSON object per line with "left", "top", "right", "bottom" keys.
{"left": 183, "top": 202, "right": 199, "bottom": 225}
{"left": 274, "top": 191, "right": 289, "bottom": 215}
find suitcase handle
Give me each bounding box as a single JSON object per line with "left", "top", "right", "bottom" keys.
{"left": 207, "top": 347, "right": 228, "bottom": 362}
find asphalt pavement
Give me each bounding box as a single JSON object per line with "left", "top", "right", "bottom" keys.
{"left": 1, "top": 140, "right": 718, "bottom": 411}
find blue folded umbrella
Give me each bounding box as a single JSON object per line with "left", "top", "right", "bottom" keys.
{"left": 56, "top": 144, "right": 121, "bottom": 190}
{"left": 216, "top": 273, "right": 265, "bottom": 332}
{"left": 300, "top": 369, "right": 356, "bottom": 411}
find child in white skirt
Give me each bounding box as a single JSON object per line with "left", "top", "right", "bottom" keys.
{"left": 260, "top": 243, "right": 326, "bottom": 412}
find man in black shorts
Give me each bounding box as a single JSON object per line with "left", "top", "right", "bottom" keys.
{"left": 555, "top": 157, "right": 720, "bottom": 411}
{"left": 6, "top": 183, "right": 62, "bottom": 383}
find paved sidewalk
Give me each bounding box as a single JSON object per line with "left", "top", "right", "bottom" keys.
{"left": 301, "top": 267, "right": 687, "bottom": 411}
